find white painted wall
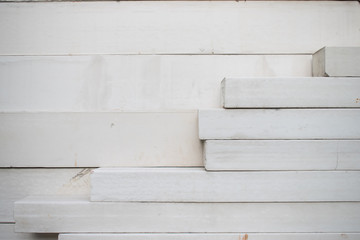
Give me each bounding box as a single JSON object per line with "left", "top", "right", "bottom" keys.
{"left": 1, "top": 1, "right": 359, "bottom": 239}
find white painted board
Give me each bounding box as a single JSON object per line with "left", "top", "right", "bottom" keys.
{"left": 58, "top": 233, "right": 360, "bottom": 240}
{"left": 14, "top": 196, "right": 360, "bottom": 233}
{"left": 0, "top": 112, "right": 201, "bottom": 167}
{"left": 198, "top": 109, "right": 360, "bottom": 140}
{"left": 0, "top": 2, "right": 359, "bottom": 55}
{"left": 0, "top": 224, "right": 57, "bottom": 240}
{"left": 221, "top": 78, "right": 360, "bottom": 108}
{"left": 0, "top": 55, "right": 311, "bottom": 112}
{"left": 0, "top": 169, "right": 91, "bottom": 223}
{"left": 204, "top": 140, "right": 360, "bottom": 171}
{"left": 91, "top": 168, "right": 360, "bottom": 202}
{"left": 313, "top": 47, "right": 360, "bottom": 77}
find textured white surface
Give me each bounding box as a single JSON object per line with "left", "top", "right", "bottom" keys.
{"left": 0, "top": 224, "right": 57, "bottom": 240}
{"left": 313, "top": 47, "right": 360, "bottom": 77}
{"left": 221, "top": 77, "right": 360, "bottom": 108}
{"left": 0, "top": 169, "right": 91, "bottom": 222}
{"left": 204, "top": 140, "right": 360, "bottom": 171}
{"left": 15, "top": 196, "right": 360, "bottom": 233}
{"left": 0, "top": 2, "right": 359, "bottom": 55}
{"left": 198, "top": 109, "right": 360, "bottom": 140}
{"left": 58, "top": 233, "right": 360, "bottom": 240}
{"left": 0, "top": 55, "right": 311, "bottom": 112}
{"left": 91, "top": 168, "right": 360, "bottom": 202}
{"left": 0, "top": 112, "right": 201, "bottom": 167}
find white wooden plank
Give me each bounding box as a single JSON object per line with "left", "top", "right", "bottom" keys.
{"left": 0, "top": 2, "right": 359, "bottom": 55}
{"left": 14, "top": 196, "right": 360, "bottom": 233}
{"left": 204, "top": 140, "right": 360, "bottom": 171}
{"left": 0, "top": 112, "right": 201, "bottom": 167}
{"left": 198, "top": 109, "right": 360, "bottom": 140}
{"left": 0, "top": 169, "right": 91, "bottom": 223}
{"left": 313, "top": 47, "right": 360, "bottom": 77}
{"left": 0, "top": 55, "right": 311, "bottom": 112}
{"left": 91, "top": 168, "right": 360, "bottom": 202}
{"left": 221, "top": 78, "right": 360, "bottom": 108}
{"left": 0, "top": 224, "right": 57, "bottom": 240}
{"left": 58, "top": 233, "right": 360, "bottom": 240}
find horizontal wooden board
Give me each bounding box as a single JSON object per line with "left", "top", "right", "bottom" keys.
{"left": 0, "top": 55, "right": 311, "bottom": 112}
{"left": 313, "top": 47, "right": 360, "bottom": 77}
{"left": 15, "top": 196, "right": 360, "bottom": 233}
{"left": 0, "top": 2, "right": 359, "bottom": 55}
{"left": 204, "top": 140, "right": 360, "bottom": 171}
{"left": 221, "top": 77, "right": 360, "bottom": 108}
{"left": 0, "top": 224, "right": 57, "bottom": 240}
{"left": 0, "top": 169, "right": 91, "bottom": 223}
{"left": 0, "top": 112, "right": 201, "bottom": 167}
{"left": 58, "top": 233, "right": 360, "bottom": 240}
{"left": 91, "top": 168, "right": 360, "bottom": 202}
{"left": 198, "top": 109, "right": 360, "bottom": 140}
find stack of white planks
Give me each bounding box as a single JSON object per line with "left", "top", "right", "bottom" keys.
{"left": 14, "top": 47, "right": 360, "bottom": 240}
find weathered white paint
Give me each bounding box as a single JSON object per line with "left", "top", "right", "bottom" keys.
{"left": 15, "top": 196, "right": 360, "bottom": 233}
{"left": 0, "top": 55, "right": 311, "bottom": 112}
{"left": 58, "top": 233, "right": 360, "bottom": 240}
{"left": 0, "top": 2, "right": 359, "bottom": 55}
{"left": 313, "top": 47, "right": 360, "bottom": 77}
{"left": 91, "top": 168, "right": 360, "bottom": 202}
{"left": 198, "top": 109, "right": 360, "bottom": 140}
{"left": 0, "top": 112, "right": 201, "bottom": 167}
{"left": 204, "top": 140, "right": 360, "bottom": 171}
{"left": 0, "top": 169, "right": 91, "bottom": 223}
{"left": 0, "top": 224, "right": 57, "bottom": 240}
{"left": 221, "top": 78, "right": 360, "bottom": 108}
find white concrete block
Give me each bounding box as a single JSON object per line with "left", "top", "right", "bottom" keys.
{"left": 204, "top": 140, "right": 360, "bottom": 171}
{"left": 0, "top": 2, "right": 359, "bottom": 55}
{"left": 58, "top": 233, "right": 360, "bottom": 240}
{"left": 221, "top": 78, "right": 360, "bottom": 108}
{"left": 313, "top": 47, "right": 360, "bottom": 77}
{"left": 0, "top": 224, "right": 57, "bottom": 240}
{"left": 0, "top": 169, "right": 91, "bottom": 222}
{"left": 0, "top": 55, "right": 311, "bottom": 112}
{"left": 198, "top": 109, "right": 360, "bottom": 140}
{"left": 0, "top": 112, "right": 201, "bottom": 167}
{"left": 91, "top": 168, "right": 360, "bottom": 202}
{"left": 15, "top": 196, "right": 360, "bottom": 233}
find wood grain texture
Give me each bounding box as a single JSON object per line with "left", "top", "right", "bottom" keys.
{"left": 0, "top": 224, "right": 57, "bottom": 240}
{"left": 14, "top": 196, "right": 360, "bottom": 233}
{"left": 204, "top": 140, "right": 360, "bottom": 171}
{"left": 0, "top": 112, "right": 201, "bottom": 167}
{"left": 313, "top": 47, "right": 360, "bottom": 77}
{"left": 0, "top": 169, "right": 91, "bottom": 222}
{"left": 58, "top": 233, "right": 360, "bottom": 240}
{"left": 91, "top": 168, "right": 360, "bottom": 202}
{"left": 221, "top": 78, "right": 360, "bottom": 108}
{"left": 0, "top": 2, "right": 359, "bottom": 55}
{"left": 198, "top": 109, "right": 360, "bottom": 140}
{"left": 0, "top": 55, "right": 311, "bottom": 112}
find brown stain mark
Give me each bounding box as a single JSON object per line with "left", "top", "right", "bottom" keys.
{"left": 242, "top": 234, "right": 248, "bottom": 240}
{"left": 356, "top": 98, "right": 360, "bottom": 103}
{"left": 74, "top": 153, "right": 78, "bottom": 167}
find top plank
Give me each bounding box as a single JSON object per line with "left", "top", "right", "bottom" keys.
{"left": 0, "top": 2, "right": 359, "bottom": 55}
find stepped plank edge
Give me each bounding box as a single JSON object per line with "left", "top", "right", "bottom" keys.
{"left": 221, "top": 77, "right": 360, "bottom": 108}
{"left": 198, "top": 109, "right": 360, "bottom": 140}
{"left": 91, "top": 168, "right": 360, "bottom": 202}
{"left": 204, "top": 140, "right": 360, "bottom": 171}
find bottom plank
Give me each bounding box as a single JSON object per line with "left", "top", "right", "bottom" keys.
{"left": 15, "top": 196, "right": 360, "bottom": 233}
{"left": 59, "top": 233, "right": 360, "bottom": 240}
